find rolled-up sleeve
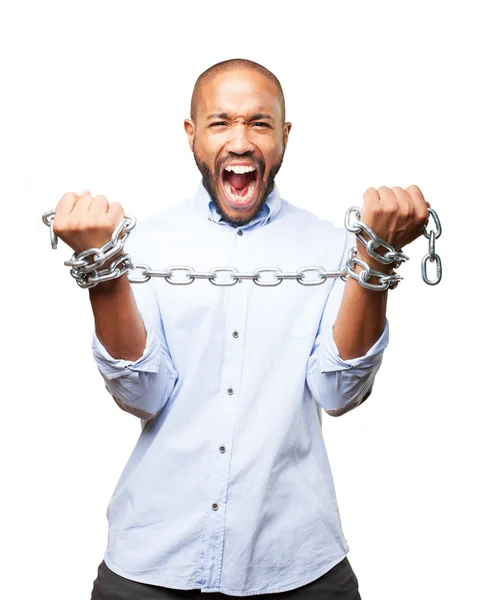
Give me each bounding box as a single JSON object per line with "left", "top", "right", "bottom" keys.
{"left": 306, "top": 231, "right": 389, "bottom": 416}
{"left": 92, "top": 278, "right": 178, "bottom": 422}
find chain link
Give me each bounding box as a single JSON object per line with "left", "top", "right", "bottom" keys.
{"left": 345, "top": 247, "right": 402, "bottom": 292}
{"left": 344, "top": 207, "right": 409, "bottom": 268}
{"left": 129, "top": 265, "right": 349, "bottom": 287}
{"left": 41, "top": 204, "right": 442, "bottom": 290}
{"left": 42, "top": 209, "right": 58, "bottom": 250}
{"left": 421, "top": 208, "right": 442, "bottom": 285}
{"left": 65, "top": 216, "right": 136, "bottom": 273}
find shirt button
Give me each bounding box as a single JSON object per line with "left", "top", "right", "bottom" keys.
{"left": 219, "top": 446, "right": 226, "bottom": 453}
{"left": 237, "top": 230, "right": 243, "bottom": 236}
{"left": 212, "top": 503, "right": 219, "bottom": 511}
{"left": 227, "top": 388, "right": 234, "bottom": 395}
{"left": 232, "top": 331, "right": 239, "bottom": 338}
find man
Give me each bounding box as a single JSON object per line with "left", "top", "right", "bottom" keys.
{"left": 53, "top": 59, "right": 429, "bottom": 599}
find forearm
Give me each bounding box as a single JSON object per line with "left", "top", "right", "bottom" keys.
{"left": 333, "top": 183, "right": 431, "bottom": 360}
{"left": 332, "top": 247, "right": 391, "bottom": 360}
{"left": 89, "top": 273, "right": 147, "bottom": 361}
{"left": 90, "top": 272, "right": 179, "bottom": 421}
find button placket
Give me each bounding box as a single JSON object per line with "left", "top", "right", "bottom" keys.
{"left": 205, "top": 221, "right": 250, "bottom": 589}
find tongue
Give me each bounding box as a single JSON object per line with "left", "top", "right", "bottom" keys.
{"left": 224, "top": 170, "right": 255, "bottom": 192}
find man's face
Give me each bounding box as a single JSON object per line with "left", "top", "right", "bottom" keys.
{"left": 184, "top": 70, "right": 292, "bottom": 226}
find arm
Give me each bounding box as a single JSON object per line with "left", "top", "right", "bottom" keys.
{"left": 91, "top": 275, "right": 178, "bottom": 422}
{"left": 333, "top": 184, "right": 430, "bottom": 360}
{"left": 54, "top": 190, "right": 178, "bottom": 421}
{"left": 89, "top": 275, "right": 146, "bottom": 361}
{"left": 306, "top": 184, "right": 430, "bottom": 417}
{"left": 332, "top": 239, "right": 392, "bottom": 360}
{"left": 306, "top": 238, "right": 389, "bottom": 417}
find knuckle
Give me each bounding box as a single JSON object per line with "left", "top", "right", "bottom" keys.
{"left": 108, "top": 202, "right": 125, "bottom": 220}
{"left": 103, "top": 220, "right": 117, "bottom": 234}
{"left": 59, "top": 191, "right": 75, "bottom": 204}
{"left": 68, "top": 218, "right": 84, "bottom": 232}
{"left": 417, "top": 201, "right": 429, "bottom": 223}
{"left": 363, "top": 187, "right": 378, "bottom": 201}
{"left": 91, "top": 216, "right": 109, "bottom": 229}
{"left": 55, "top": 194, "right": 71, "bottom": 214}
{"left": 52, "top": 220, "right": 64, "bottom": 234}
{"left": 92, "top": 195, "right": 107, "bottom": 207}
{"left": 368, "top": 203, "right": 381, "bottom": 217}
{"left": 418, "top": 210, "right": 429, "bottom": 224}
{"left": 383, "top": 202, "right": 397, "bottom": 214}
{"left": 109, "top": 200, "right": 124, "bottom": 211}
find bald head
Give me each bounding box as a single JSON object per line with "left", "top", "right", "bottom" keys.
{"left": 190, "top": 58, "right": 286, "bottom": 124}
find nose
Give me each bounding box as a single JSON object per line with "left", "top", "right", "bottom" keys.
{"left": 225, "top": 124, "right": 256, "bottom": 155}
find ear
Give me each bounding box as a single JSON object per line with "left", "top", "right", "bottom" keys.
{"left": 184, "top": 119, "right": 196, "bottom": 151}
{"left": 283, "top": 122, "right": 292, "bottom": 147}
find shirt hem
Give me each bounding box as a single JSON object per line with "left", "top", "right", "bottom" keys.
{"left": 103, "top": 553, "right": 198, "bottom": 589}
{"left": 103, "top": 551, "right": 349, "bottom": 596}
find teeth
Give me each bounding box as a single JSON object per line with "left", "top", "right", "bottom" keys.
{"left": 224, "top": 165, "right": 256, "bottom": 174}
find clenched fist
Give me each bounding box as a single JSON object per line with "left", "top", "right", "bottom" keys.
{"left": 357, "top": 185, "right": 431, "bottom": 272}
{"left": 53, "top": 190, "right": 125, "bottom": 254}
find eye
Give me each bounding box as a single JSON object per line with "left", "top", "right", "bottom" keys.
{"left": 210, "top": 121, "right": 227, "bottom": 127}
{"left": 253, "top": 122, "right": 270, "bottom": 128}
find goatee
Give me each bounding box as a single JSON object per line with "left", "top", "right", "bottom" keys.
{"left": 193, "top": 146, "right": 285, "bottom": 226}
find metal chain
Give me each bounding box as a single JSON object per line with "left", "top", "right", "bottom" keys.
{"left": 344, "top": 207, "right": 409, "bottom": 268}
{"left": 421, "top": 208, "right": 442, "bottom": 285}
{"left": 345, "top": 247, "right": 403, "bottom": 292}
{"left": 125, "top": 263, "right": 350, "bottom": 288}
{"left": 41, "top": 206, "right": 442, "bottom": 290}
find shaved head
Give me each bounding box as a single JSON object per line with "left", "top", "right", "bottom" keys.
{"left": 190, "top": 58, "right": 286, "bottom": 124}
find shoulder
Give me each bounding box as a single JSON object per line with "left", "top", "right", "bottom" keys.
{"left": 123, "top": 196, "right": 194, "bottom": 261}
{"left": 139, "top": 197, "right": 193, "bottom": 231}
{"left": 279, "top": 198, "right": 348, "bottom": 245}
{"left": 131, "top": 195, "right": 199, "bottom": 240}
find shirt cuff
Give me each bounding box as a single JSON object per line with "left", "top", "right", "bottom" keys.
{"left": 92, "top": 322, "right": 164, "bottom": 380}
{"left": 318, "top": 318, "right": 389, "bottom": 373}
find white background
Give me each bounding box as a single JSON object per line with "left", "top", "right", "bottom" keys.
{"left": 1, "top": 1, "right": 477, "bottom": 598}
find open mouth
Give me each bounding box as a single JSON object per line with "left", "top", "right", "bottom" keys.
{"left": 221, "top": 164, "right": 260, "bottom": 209}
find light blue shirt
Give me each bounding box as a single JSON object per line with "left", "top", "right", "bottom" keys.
{"left": 92, "top": 181, "right": 389, "bottom": 595}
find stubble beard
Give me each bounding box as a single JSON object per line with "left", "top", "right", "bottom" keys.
{"left": 193, "top": 141, "right": 285, "bottom": 226}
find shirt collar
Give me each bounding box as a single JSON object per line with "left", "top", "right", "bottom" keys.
{"left": 192, "top": 180, "right": 282, "bottom": 230}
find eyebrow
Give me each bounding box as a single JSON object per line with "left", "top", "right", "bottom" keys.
{"left": 206, "top": 112, "right": 273, "bottom": 121}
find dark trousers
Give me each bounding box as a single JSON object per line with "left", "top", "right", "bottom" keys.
{"left": 91, "top": 557, "right": 361, "bottom": 599}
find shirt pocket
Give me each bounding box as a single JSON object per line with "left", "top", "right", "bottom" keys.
{"left": 257, "top": 283, "right": 329, "bottom": 339}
